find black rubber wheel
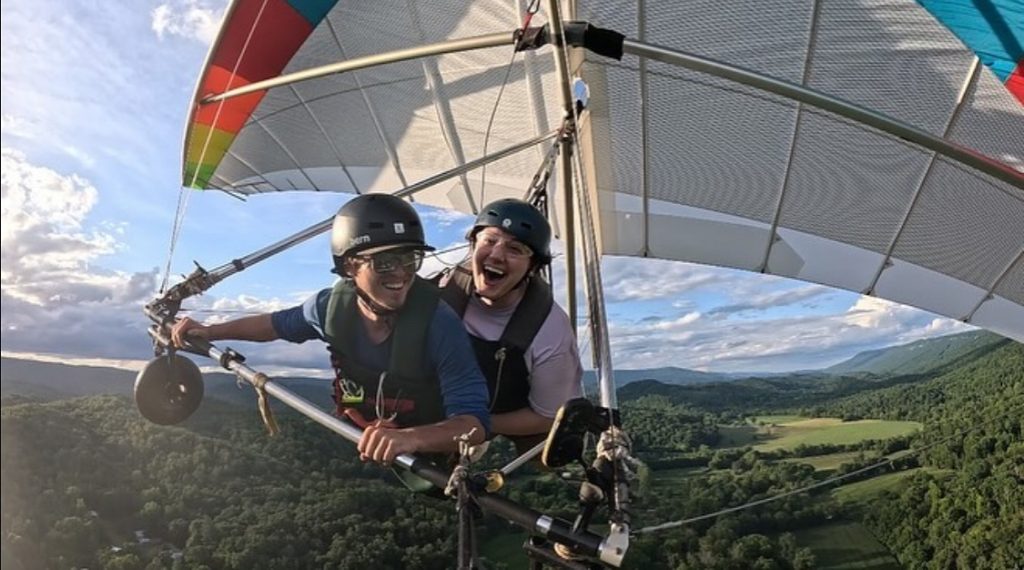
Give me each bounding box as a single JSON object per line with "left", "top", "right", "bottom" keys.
{"left": 134, "top": 354, "right": 204, "bottom": 425}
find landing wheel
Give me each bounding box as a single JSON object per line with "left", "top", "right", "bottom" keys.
{"left": 134, "top": 353, "right": 204, "bottom": 425}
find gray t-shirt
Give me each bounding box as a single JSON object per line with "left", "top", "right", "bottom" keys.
{"left": 461, "top": 294, "right": 583, "bottom": 418}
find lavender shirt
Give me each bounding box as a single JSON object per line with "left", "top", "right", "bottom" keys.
{"left": 461, "top": 294, "right": 583, "bottom": 418}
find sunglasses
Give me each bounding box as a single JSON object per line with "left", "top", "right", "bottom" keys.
{"left": 355, "top": 249, "right": 425, "bottom": 274}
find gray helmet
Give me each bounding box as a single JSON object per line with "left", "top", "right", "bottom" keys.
{"left": 331, "top": 194, "right": 433, "bottom": 273}
{"left": 469, "top": 198, "right": 552, "bottom": 264}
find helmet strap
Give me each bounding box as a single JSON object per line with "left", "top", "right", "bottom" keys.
{"left": 354, "top": 285, "right": 398, "bottom": 320}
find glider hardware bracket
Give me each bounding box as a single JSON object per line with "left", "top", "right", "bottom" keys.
{"left": 514, "top": 21, "right": 625, "bottom": 61}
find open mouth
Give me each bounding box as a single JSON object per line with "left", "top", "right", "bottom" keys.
{"left": 482, "top": 264, "right": 507, "bottom": 287}
{"left": 382, "top": 280, "right": 408, "bottom": 291}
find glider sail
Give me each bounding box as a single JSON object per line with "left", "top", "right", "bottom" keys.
{"left": 182, "top": 0, "right": 1023, "bottom": 343}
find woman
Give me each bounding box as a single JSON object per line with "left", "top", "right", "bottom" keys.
{"left": 438, "top": 198, "right": 583, "bottom": 451}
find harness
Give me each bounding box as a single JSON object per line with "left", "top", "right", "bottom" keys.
{"left": 323, "top": 277, "right": 444, "bottom": 428}
{"left": 438, "top": 263, "right": 553, "bottom": 415}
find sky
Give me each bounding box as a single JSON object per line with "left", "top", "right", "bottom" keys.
{"left": 0, "top": 0, "right": 979, "bottom": 378}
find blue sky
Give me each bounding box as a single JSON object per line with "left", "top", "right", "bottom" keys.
{"left": 0, "top": 0, "right": 976, "bottom": 377}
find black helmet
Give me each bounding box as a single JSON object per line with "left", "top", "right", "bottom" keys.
{"left": 469, "top": 198, "right": 552, "bottom": 264}
{"left": 331, "top": 194, "right": 434, "bottom": 271}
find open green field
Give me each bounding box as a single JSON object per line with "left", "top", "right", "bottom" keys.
{"left": 754, "top": 414, "right": 806, "bottom": 424}
{"left": 782, "top": 451, "right": 867, "bottom": 471}
{"left": 832, "top": 467, "right": 954, "bottom": 505}
{"left": 717, "top": 417, "right": 922, "bottom": 451}
{"left": 751, "top": 418, "right": 922, "bottom": 451}
{"left": 647, "top": 466, "right": 708, "bottom": 488}
{"left": 793, "top": 520, "right": 901, "bottom": 569}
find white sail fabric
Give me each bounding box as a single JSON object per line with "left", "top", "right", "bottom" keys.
{"left": 184, "top": 0, "right": 1024, "bottom": 342}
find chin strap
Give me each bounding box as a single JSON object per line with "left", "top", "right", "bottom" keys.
{"left": 354, "top": 286, "right": 398, "bottom": 319}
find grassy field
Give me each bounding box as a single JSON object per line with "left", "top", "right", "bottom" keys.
{"left": 647, "top": 466, "right": 708, "bottom": 487}
{"left": 832, "top": 467, "right": 955, "bottom": 505}
{"left": 782, "top": 451, "right": 867, "bottom": 471}
{"left": 749, "top": 418, "right": 922, "bottom": 451}
{"left": 754, "top": 414, "right": 806, "bottom": 424}
{"left": 793, "top": 520, "right": 901, "bottom": 569}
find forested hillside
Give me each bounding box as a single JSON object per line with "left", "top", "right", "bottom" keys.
{"left": 824, "top": 330, "right": 1001, "bottom": 376}
{"left": 2, "top": 335, "right": 1020, "bottom": 569}
{"left": 821, "top": 340, "right": 1024, "bottom": 568}
{"left": 2, "top": 398, "right": 463, "bottom": 570}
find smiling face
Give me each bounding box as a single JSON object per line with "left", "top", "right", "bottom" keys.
{"left": 471, "top": 227, "right": 534, "bottom": 308}
{"left": 345, "top": 248, "right": 421, "bottom": 312}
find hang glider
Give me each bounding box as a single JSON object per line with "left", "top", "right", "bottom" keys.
{"left": 141, "top": 1, "right": 1024, "bottom": 568}
{"left": 182, "top": 0, "right": 1024, "bottom": 342}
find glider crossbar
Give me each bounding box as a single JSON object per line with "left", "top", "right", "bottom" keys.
{"left": 149, "top": 131, "right": 558, "bottom": 317}
{"left": 143, "top": 316, "right": 618, "bottom": 566}
{"left": 621, "top": 39, "right": 1024, "bottom": 191}
{"left": 202, "top": 32, "right": 512, "bottom": 105}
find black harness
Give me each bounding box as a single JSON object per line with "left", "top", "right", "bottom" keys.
{"left": 438, "top": 264, "right": 553, "bottom": 415}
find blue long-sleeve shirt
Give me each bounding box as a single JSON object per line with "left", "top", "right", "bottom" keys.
{"left": 271, "top": 288, "right": 491, "bottom": 435}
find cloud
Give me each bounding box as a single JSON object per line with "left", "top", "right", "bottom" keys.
{"left": 600, "top": 257, "right": 735, "bottom": 303}
{"left": 706, "top": 284, "right": 833, "bottom": 318}
{"left": 151, "top": 0, "right": 224, "bottom": 45}
{"left": 591, "top": 292, "right": 976, "bottom": 373}
{"left": 1, "top": 150, "right": 159, "bottom": 357}
{"left": 418, "top": 206, "right": 473, "bottom": 229}
{"left": 1, "top": 114, "right": 37, "bottom": 140}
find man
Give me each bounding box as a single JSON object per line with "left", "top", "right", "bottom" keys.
{"left": 438, "top": 198, "right": 583, "bottom": 451}
{"left": 171, "top": 194, "right": 489, "bottom": 465}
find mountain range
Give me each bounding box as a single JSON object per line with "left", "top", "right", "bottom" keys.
{"left": 1, "top": 330, "right": 1009, "bottom": 406}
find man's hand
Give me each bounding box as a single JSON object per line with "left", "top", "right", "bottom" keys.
{"left": 170, "top": 317, "right": 211, "bottom": 348}
{"left": 358, "top": 423, "right": 420, "bottom": 465}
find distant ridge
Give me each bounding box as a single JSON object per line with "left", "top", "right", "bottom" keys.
{"left": 824, "top": 330, "right": 1005, "bottom": 376}
{"left": 0, "top": 356, "right": 335, "bottom": 411}
{"left": 3, "top": 329, "right": 1010, "bottom": 409}
{"left": 583, "top": 366, "right": 731, "bottom": 388}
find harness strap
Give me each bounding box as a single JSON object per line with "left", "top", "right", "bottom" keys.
{"left": 438, "top": 264, "right": 474, "bottom": 318}
{"left": 500, "top": 277, "right": 553, "bottom": 352}
{"left": 439, "top": 262, "right": 553, "bottom": 351}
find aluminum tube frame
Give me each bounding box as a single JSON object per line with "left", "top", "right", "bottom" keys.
{"left": 576, "top": 164, "right": 616, "bottom": 411}
{"left": 196, "top": 131, "right": 558, "bottom": 286}
{"left": 500, "top": 441, "right": 546, "bottom": 476}
{"left": 546, "top": 0, "right": 579, "bottom": 335}
{"left": 144, "top": 318, "right": 616, "bottom": 564}
{"left": 622, "top": 40, "right": 1024, "bottom": 190}
{"left": 202, "top": 32, "right": 513, "bottom": 105}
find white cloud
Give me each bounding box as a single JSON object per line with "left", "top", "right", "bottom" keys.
{"left": 1, "top": 114, "right": 37, "bottom": 140}
{"left": 419, "top": 206, "right": 473, "bottom": 229}
{"left": 1, "top": 151, "right": 159, "bottom": 357}
{"left": 591, "top": 291, "right": 976, "bottom": 373}
{"left": 706, "top": 284, "right": 833, "bottom": 317}
{"left": 152, "top": 0, "right": 225, "bottom": 45}
{"left": 600, "top": 257, "right": 734, "bottom": 303}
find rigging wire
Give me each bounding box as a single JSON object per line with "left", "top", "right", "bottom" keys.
{"left": 160, "top": 0, "right": 272, "bottom": 293}
{"left": 632, "top": 398, "right": 1024, "bottom": 536}
{"left": 477, "top": 0, "right": 541, "bottom": 207}
{"left": 425, "top": 242, "right": 471, "bottom": 268}
{"left": 160, "top": 188, "right": 194, "bottom": 293}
